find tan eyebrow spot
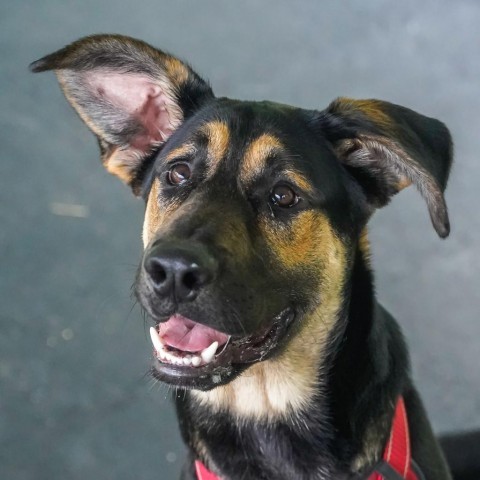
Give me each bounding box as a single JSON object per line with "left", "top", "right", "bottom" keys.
{"left": 240, "top": 134, "right": 283, "bottom": 184}
{"left": 165, "top": 143, "right": 196, "bottom": 162}
{"left": 201, "top": 121, "right": 230, "bottom": 176}
{"left": 283, "top": 169, "right": 313, "bottom": 194}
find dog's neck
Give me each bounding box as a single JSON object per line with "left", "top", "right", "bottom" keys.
{"left": 325, "top": 237, "right": 409, "bottom": 472}
{"left": 177, "top": 237, "right": 409, "bottom": 479}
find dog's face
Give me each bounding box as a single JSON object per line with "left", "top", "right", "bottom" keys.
{"left": 32, "top": 35, "right": 452, "bottom": 394}
{"left": 136, "top": 99, "right": 363, "bottom": 389}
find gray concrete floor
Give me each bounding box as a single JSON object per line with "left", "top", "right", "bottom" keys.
{"left": 1, "top": 1, "right": 479, "bottom": 479}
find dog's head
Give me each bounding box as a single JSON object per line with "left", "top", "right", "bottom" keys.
{"left": 31, "top": 35, "right": 452, "bottom": 394}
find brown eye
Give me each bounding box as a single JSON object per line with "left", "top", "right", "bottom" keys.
{"left": 167, "top": 163, "right": 191, "bottom": 185}
{"left": 270, "top": 185, "right": 299, "bottom": 208}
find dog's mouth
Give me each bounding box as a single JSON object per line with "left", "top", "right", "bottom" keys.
{"left": 150, "top": 315, "right": 231, "bottom": 368}
{"left": 149, "top": 308, "right": 295, "bottom": 390}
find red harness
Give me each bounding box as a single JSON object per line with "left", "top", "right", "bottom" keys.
{"left": 195, "top": 397, "right": 419, "bottom": 480}
{"left": 367, "top": 397, "right": 419, "bottom": 480}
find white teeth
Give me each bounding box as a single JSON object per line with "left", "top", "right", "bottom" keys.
{"left": 191, "top": 356, "right": 202, "bottom": 367}
{"left": 149, "top": 327, "right": 165, "bottom": 353}
{"left": 150, "top": 326, "right": 222, "bottom": 368}
{"left": 201, "top": 341, "right": 219, "bottom": 364}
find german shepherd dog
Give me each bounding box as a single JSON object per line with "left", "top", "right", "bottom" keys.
{"left": 31, "top": 35, "right": 453, "bottom": 479}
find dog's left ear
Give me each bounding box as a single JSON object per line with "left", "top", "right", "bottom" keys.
{"left": 313, "top": 98, "right": 453, "bottom": 237}
{"left": 30, "top": 34, "right": 214, "bottom": 194}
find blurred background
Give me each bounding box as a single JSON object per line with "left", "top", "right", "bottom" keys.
{"left": 1, "top": 1, "right": 479, "bottom": 478}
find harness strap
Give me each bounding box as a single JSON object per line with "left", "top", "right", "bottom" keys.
{"left": 195, "top": 459, "right": 219, "bottom": 480}
{"left": 368, "top": 397, "right": 418, "bottom": 480}
{"left": 195, "top": 397, "right": 420, "bottom": 480}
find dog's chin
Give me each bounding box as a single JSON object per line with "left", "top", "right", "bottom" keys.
{"left": 149, "top": 308, "right": 295, "bottom": 391}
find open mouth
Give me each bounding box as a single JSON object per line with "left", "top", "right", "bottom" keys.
{"left": 149, "top": 308, "right": 295, "bottom": 390}
{"left": 149, "top": 315, "right": 231, "bottom": 368}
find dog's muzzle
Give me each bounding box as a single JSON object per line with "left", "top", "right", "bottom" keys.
{"left": 137, "top": 240, "right": 295, "bottom": 390}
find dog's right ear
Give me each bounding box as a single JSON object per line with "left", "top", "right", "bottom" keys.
{"left": 30, "top": 34, "right": 214, "bottom": 194}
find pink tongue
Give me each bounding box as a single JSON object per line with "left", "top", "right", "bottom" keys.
{"left": 158, "top": 314, "right": 229, "bottom": 352}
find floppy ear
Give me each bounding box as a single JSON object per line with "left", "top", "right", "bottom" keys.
{"left": 314, "top": 98, "right": 453, "bottom": 238}
{"left": 30, "top": 34, "right": 214, "bottom": 194}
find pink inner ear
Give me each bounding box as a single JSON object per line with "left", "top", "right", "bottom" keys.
{"left": 85, "top": 71, "right": 180, "bottom": 152}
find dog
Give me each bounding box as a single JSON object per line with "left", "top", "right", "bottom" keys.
{"left": 31, "top": 34, "right": 453, "bottom": 480}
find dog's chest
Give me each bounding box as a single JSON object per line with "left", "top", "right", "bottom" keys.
{"left": 182, "top": 402, "right": 347, "bottom": 480}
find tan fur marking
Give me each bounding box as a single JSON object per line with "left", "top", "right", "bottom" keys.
{"left": 240, "top": 134, "right": 283, "bottom": 184}
{"left": 358, "top": 228, "right": 372, "bottom": 268}
{"left": 334, "top": 97, "right": 394, "bottom": 133}
{"left": 396, "top": 177, "right": 412, "bottom": 191}
{"left": 165, "top": 143, "right": 196, "bottom": 163}
{"left": 260, "top": 211, "right": 338, "bottom": 270}
{"left": 142, "top": 179, "right": 180, "bottom": 247}
{"left": 201, "top": 121, "right": 230, "bottom": 176}
{"left": 355, "top": 100, "right": 393, "bottom": 132}
{"left": 283, "top": 169, "right": 314, "bottom": 194}
{"left": 191, "top": 218, "right": 347, "bottom": 420}
{"left": 105, "top": 148, "right": 143, "bottom": 184}
{"left": 164, "top": 57, "right": 189, "bottom": 86}
{"left": 142, "top": 178, "right": 162, "bottom": 247}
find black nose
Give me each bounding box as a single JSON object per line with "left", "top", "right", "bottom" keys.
{"left": 143, "top": 243, "right": 216, "bottom": 302}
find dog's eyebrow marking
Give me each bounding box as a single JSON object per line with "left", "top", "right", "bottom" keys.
{"left": 201, "top": 121, "right": 230, "bottom": 176}
{"left": 283, "top": 169, "right": 314, "bottom": 194}
{"left": 164, "top": 142, "right": 196, "bottom": 163}
{"left": 240, "top": 134, "right": 284, "bottom": 184}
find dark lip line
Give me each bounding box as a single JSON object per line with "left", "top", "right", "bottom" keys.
{"left": 151, "top": 307, "right": 295, "bottom": 378}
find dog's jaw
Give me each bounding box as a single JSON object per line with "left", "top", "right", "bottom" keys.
{"left": 149, "top": 308, "right": 296, "bottom": 390}
{"left": 189, "top": 268, "right": 347, "bottom": 420}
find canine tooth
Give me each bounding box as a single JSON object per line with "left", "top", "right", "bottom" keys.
{"left": 201, "top": 341, "right": 219, "bottom": 364}
{"left": 149, "top": 327, "right": 165, "bottom": 353}
{"left": 191, "top": 356, "right": 201, "bottom": 367}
